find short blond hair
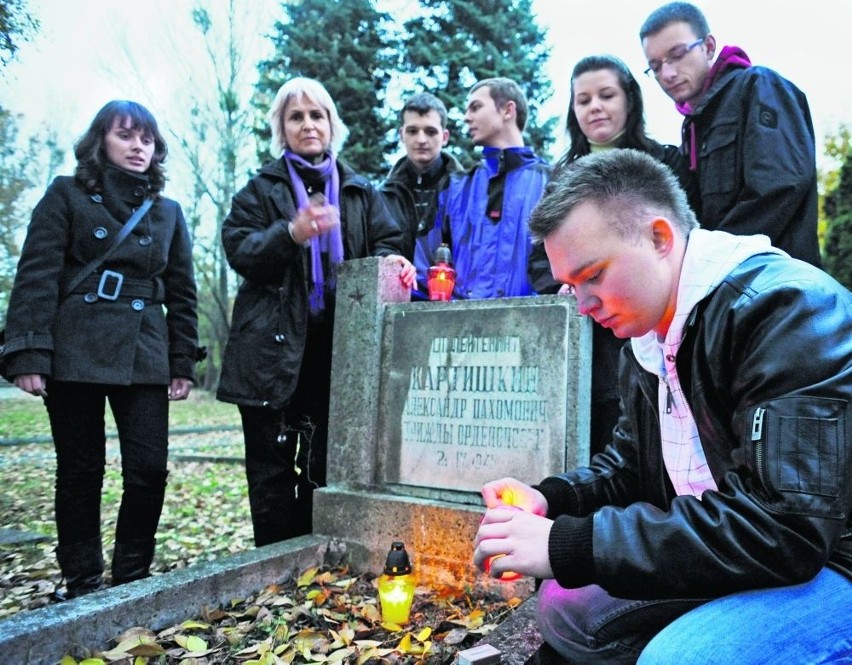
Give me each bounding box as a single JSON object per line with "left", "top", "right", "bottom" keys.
{"left": 268, "top": 77, "right": 350, "bottom": 157}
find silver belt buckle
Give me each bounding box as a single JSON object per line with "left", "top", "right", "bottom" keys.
{"left": 97, "top": 270, "right": 124, "bottom": 300}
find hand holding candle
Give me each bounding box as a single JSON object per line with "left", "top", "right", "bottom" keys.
{"left": 474, "top": 478, "right": 554, "bottom": 581}
{"left": 481, "top": 478, "right": 548, "bottom": 515}
{"left": 484, "top": 487, "right": 523, "bottom": 581}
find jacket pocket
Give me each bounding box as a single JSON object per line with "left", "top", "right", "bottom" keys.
{"left": 52, "top": 297, "right": 142, "bottom": 384}
{"left": 748, "top": 396, "right": 847, "bottom": 519}
{"left": 698, "top": 121, "right": 737, "bottom": 196}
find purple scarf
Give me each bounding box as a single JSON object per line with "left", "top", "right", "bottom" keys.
{"left": 678, "top": 45, "right": 751, "bottom": 171}
{"left": 284, "top": 150, "right": 343, "bottom": 314}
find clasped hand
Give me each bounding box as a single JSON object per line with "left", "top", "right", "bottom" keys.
{"left": 473, "top": 477, "right": 555, "bottom": 580}
{"left": 291, "top": 196, "right": 341, "bottom": 245}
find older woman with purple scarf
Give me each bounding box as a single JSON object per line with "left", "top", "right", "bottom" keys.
{"left": 217, "top": 77, "right": 414, "bottom": 546}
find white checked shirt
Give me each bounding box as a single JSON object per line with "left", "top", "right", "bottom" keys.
{"left": 631, "top": 230, "right": 786, "bottom": 498}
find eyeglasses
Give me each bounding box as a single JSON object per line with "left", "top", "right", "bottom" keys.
{"left": 644, "top": 38, "right": 705, "bottom": 78}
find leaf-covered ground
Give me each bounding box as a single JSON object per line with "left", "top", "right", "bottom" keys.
{"left": 0, "top": 418, "right": 255, "bottom": 619}
{"left": 60, "top": 566, "right": 521, "bottom": 664}
{"left": 0, "top": 388, "right": 524, "bottom": 663}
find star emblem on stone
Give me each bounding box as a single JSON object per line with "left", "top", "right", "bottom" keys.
{"left": 348, "top": 288, "right": 365, "bottom": 305}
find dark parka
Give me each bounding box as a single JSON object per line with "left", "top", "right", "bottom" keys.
{"left": 3, "top": 168, "right": 199, "bottom": 384}
{"left": 216, "top": 157, "right": 404, "bottom": 409}
{"left": 683, "top": 63, "right": 821, "bottom": 266}
{"left": 536, "top": 254, "right": 852, "bottom": 600}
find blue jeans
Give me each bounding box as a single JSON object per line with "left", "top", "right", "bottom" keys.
{"left": 640, "top": 567, "right": 852, "bottom": 664}
{"left": 537, "top": 567, "right": 852, "bottom": 663}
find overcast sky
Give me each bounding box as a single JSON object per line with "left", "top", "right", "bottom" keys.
{"left": 1, "top": 0, "right": 849, "bottom": 179}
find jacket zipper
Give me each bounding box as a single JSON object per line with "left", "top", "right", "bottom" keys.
{"left": 661, "top": 376, "right": 673, "bottom": 414}
{"left": 751, "top": 406, "right": 767, "bottom": 486}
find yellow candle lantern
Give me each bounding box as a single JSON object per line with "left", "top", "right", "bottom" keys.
{"left": 378, "top": 541, "right": 416, "bottom": 624}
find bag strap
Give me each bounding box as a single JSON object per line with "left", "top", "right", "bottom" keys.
{"left": 61, "top": 197, "right": 155, "bottom": 300}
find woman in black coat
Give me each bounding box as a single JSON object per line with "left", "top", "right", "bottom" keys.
{"left": 528, "top": 55, "right": 694, "bottom": 460}
{"left": 2, "top": 100, "right": 201, "bottom": 599}
{"left": 216, "top": 77, "right": 414, "bottom": 547}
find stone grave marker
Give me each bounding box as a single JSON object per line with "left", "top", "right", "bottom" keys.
{"left": 377, "top": 299, "right": 590, "bottom": 502}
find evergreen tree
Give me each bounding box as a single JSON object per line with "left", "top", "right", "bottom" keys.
{"left": 255, "top": 0, "right": 397, "bottom": 179}
{"left": 400, "top": 0, "right": 556, "bottom": 166}
{"left": 823, "top": 148, "right": 852, "bottom": 290}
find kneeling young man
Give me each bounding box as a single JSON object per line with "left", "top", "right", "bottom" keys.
{"left": 474, "top": 149, "right": 852, "bottom": 663}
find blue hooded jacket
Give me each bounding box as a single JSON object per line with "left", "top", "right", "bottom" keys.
{"left": 421, "top": 146, "right": 550, "bottom": 299}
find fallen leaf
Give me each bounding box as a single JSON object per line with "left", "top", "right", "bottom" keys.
{"left": 397, "top": 633, "right": 413, "bottom": 652}
{"left": 357, "top": 646, "right": 394, "bottom": 664}
{"left": 297, "top": 566, "right": 319, "bottom": 587}
{"left": 201, "top": 606, "right": 228, "bottom": 622}
{"left": 306, "top": 587, "right": 330, "bottom": 605}
{"left": 293, "top": 628, "right": 328, "bottom": 653}
{"left": 112, "top": 626, "right": 156, "bottom": 644}
{"left": 332, "top": 576, "right": 358, "bottom": 590}
{"left": 442, "top": 627, "right": 469, "bottom": 645}
{"left": 315, "top": 570, "right": 336, "bottom": 585}
{"left": 100, "top": 634, "right": 165, "bottom": 659}
{"left": 174, "top": 634, "right": 208, "bottom": 651}
{"left": 181, "top": 619, "right": 211, "bottom": 630}
{"left": 359, "top": 602, "right": 382, "bottom": 623}
{"left": 327, "top": 646, "right": 356, "bottom": 662}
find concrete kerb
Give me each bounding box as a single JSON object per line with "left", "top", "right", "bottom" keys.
{"left": 0, "top": 534, "right": 334, "bottom": 665}
{"left": 471, "top": 594, "right": 543, "bottom": 665}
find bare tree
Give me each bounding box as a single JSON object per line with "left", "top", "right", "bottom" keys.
{"left": 104, "top": 1, "right": 272, "bottom": 390}
{"left": 0, "top": 106, "right": 63, "bottom": 323}
{"left": 0, "top": 0, "right": 38, "bottom": 70}
{"left": 167, "top": 2, "right": 268, "bottom": 390}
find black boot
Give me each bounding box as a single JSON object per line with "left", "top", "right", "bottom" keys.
{"left": 53, "top": 537, "right": 105, "bottom": 601}
{"left": 111, "top": 539, "right": 156, "bottom": 586}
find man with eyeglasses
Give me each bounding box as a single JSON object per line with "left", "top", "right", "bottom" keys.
{"left": 639, "top": 1, "right": 821, "bottom": 268}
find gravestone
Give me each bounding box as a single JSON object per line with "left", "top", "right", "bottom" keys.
{"left": 313, "top": 257, "right": 592, "bottom": 587}
{"left": 379, "top": 303, "right": 586, "bottom": 502}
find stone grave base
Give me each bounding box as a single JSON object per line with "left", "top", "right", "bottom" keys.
{"left": 313, "top": 486, "right": 534, "bottom": 599}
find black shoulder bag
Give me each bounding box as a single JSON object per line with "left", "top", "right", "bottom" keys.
{"left": 0, "top": 197, "right": 154, "bottom": 380}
